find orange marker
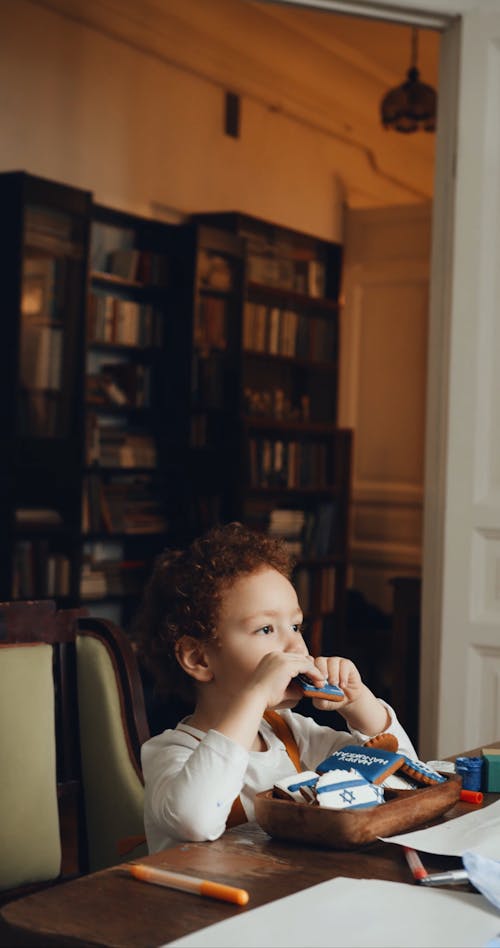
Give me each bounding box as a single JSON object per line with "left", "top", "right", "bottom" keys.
{"left": 127, "top": 863, "right": 249, "bottom": 906}
{"left": 403, "top": 846, "right": 428, "bottom": 881}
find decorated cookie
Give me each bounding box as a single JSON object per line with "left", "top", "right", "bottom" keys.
{"left": 315, "top": 768, "right": 384, "bottom": 810}
{"left": 381, "top": 772, "right": 418, "bottom": 791}
{"left": 400, "top": 756, "right": 447, "bottom": 785}
{"left": 273, "top": 770, "right": 319, "bottom": 803}
{"left": 364, "top": 732, "right": 399, "bottom": 753}
{"left": 317, "top": 745, "right": 405, "bottom": 785}
{"left": 295, "top": 674, "right": 345, "bottom": 702}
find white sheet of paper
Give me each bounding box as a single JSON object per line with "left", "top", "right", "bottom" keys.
{"left": 162, "top": 877, "right": 500, "bottom": 948}
{"left": 380, "top": 797, "right": 500, "bottom": 857}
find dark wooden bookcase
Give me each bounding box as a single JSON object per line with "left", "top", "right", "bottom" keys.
{"left": 0, "top": 171, "right": 92, "bottom": 605}
{"left": 187, "top": 211, "right": 352, "bottom": 655}
{"left": 0, "top": 176, "right": 189, "bottom": 630}
{"left": 173, "top": 220, "right": 247, "bottom": 537}
{"left": 0, "top": 177, "right": 352, "bottom": 651}
{"left": 81, "top": 203, "right": 185, "bottom": 628}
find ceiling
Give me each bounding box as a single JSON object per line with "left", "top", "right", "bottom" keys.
{"left": 34, "top": 0, "right": 441, "bottom": 205}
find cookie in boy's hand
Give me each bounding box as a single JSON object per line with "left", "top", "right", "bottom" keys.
{"left": 295, "top": 674, "right": 345, "bottom": 702}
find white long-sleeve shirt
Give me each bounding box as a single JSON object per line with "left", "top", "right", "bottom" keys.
{"left": 142, "top": 702, "right": 417, "bottom": 853}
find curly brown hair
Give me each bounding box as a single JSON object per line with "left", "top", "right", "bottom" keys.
{"left": 133, "top": 522, "right": 295, "bottom": 702}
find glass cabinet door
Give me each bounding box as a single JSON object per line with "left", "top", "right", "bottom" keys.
{"left": 18, "top": 203, "right": 87, "bottom": 437}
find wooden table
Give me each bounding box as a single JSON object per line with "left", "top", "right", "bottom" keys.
{"left": 1, "top": 788, "right": 496, "bottom": 948}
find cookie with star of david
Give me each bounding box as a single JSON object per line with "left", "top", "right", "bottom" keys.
{"left": 315, "top": 768, "right": 384, "bottom": 810}
{"left": 273, "top": 771, "right": 319, "bottom": 803}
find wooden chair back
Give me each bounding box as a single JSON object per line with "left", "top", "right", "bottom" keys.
{"left": 75, "top": 615, "right": 150, "bottom": 871}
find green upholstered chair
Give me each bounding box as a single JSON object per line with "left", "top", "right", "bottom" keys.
{"left": 75, "top": 616, "right": 150, "bottom": 872}
{"left": 0, "top": 600, "right": 85, "bottom": 904}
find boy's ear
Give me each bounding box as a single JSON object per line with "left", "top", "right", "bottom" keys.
{"left": 175, "top": 635, "right": 214, "bottom": 683}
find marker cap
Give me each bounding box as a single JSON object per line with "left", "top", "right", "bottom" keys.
{"left": 459, "top": 788, "right": 483, "bottom": 804}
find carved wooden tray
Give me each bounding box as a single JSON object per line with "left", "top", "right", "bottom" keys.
{"left": 254, "top": 775, "right": 461, "bottom": 849}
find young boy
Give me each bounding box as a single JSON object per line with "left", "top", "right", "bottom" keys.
{"left": 136, "top": 522, "right": 417, "bottom": 853}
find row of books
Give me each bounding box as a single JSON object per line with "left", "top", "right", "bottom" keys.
{"left": 80, "top": 557, "right": 149, "bottom": 599}
{"left": 243, "top": 302, "right": 337, "bottom": 361}
{"left": 241, "top": 230, "right": 327, "bottom": 297}
{"left": 82, "top": 473, "right": 168, "bottom": 535}
{"left": 12, "top": 541, "right": 71, "bottom": 598}
{"left": 247, "top": 437, "right": 331, "bottom": 490}
{"left": 91, "top": 247, "right": 169, "bottom": 286}
{"left": 266, "top": 502, "right": 339, "bottom": 558}
{"left": 243, "top": 385, "right": 312, "bottom": 423}
{"left": 294, "top": 564, "right": 336, "bottom": 614}
{"left": 247, "top": 256, "right": 326, "bottom": 298}
{"left": 86, "top": 362, "right": 151, "bottom": 409}
{"left": 86, "top": 416, "right": 157, "bottom": 467}
{"left": 88, "top": 293, "right": 161, "bottom": 347}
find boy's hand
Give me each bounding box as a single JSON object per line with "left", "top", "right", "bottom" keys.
{"left": 310, "top": 656, "right": 363, "bottom": 711}
{"left": 311, "top": 654, "right": 390, "bottom": 734}
{"left": 249, "top": 650, "right": 324, "bottom": 710}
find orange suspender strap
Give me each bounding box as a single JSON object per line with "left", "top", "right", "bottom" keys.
{"left": 227, "top": 710, "right": 302, "bottom": 828}
{"left": 263, "top": 709, "right": 302, "bottom": 772}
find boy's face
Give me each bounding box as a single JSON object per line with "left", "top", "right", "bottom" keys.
{"left": 204, "top": 566, "right": 308, "bottom": 709}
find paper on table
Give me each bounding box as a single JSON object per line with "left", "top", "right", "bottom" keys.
{"left": 162, "top": 877, "right": 500, "bottom": 948}
{"left": 379, "top": 797, "right": 500, "bottom": 858}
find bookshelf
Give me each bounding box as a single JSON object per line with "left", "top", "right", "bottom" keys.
{"left": 82, "top": 204, "right": 184, "bottom": 627}
{"left": 0, "top": 171, "right": 92, "bottom": 604}
{"left": 0, "top": 174, "right": 351, "bottom": 651}
{"left": 175, "top": 221, "right": 247, "bottom": 534}
{"left": 188, "top": 212, "right": 351, "bottom": 655}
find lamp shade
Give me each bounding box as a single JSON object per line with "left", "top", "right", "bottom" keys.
{"left": 380, "top": 29, "right": 437, "bottom": 133}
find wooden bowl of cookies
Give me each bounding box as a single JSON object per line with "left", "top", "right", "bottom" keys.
{"left": 254, "top": 774, "right": 461, "bottom": 850}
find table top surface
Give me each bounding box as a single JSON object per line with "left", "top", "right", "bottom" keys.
{"left": 1, "top": 784, "right": 497, "bottom": 948}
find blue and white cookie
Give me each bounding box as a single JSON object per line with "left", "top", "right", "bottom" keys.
{"left": 317, "top": 745, "right": 405, "bottom": 785}
{"left": 315, "top": 768, "right": 384, "bottom": 810}
{"left": 399, "top": 756, "right": 446, "bottom": 785}
{"left": 381, "top": 772, "right": 418, "bottom": 791}
{"left": 273, "top": 770, "right": 319, "bottom": 803}
{"left": 295, "top": 674, "right": 345, "bottom": 702}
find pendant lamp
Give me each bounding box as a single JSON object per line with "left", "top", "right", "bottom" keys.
{"left": 380, "top": 28, "right": 437, "bottom": 133}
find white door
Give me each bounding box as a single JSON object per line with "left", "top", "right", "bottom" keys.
{"left": 420, "top": 7, "right": 500, "bottom": 760}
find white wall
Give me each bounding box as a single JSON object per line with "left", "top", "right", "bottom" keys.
{"left": 0, "top": 1, "right": 346, "bottom": 240}
{"left": 340, "top": 204, "right": 431, "bottom": 612}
